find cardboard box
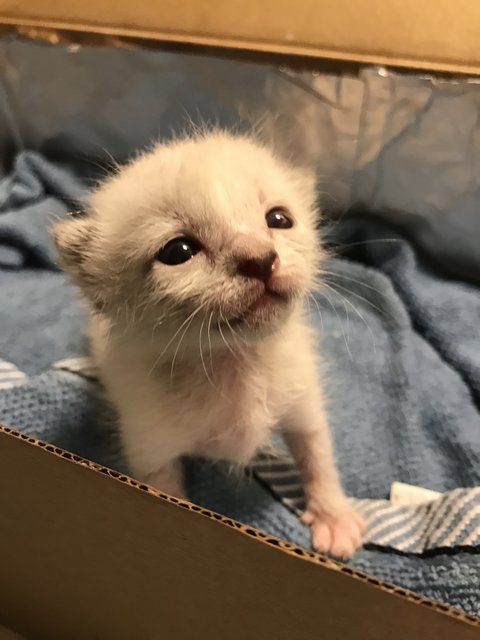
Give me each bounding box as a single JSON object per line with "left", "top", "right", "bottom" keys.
{"left": 0, "top": 2, "right": 479, "bottom": 638}
{"left": 1, "top": 0, "right": 480, "bottom": 74}
{"left": 0, "top": 425, "right": 478, "bottom": 639}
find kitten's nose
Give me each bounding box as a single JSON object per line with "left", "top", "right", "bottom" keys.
{"left": 237, "top": 251, "right": 279, "bottom": 283}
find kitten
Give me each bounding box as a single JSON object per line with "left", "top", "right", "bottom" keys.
{"left": 53, "top": 131, "right": 363, "bottom": 557}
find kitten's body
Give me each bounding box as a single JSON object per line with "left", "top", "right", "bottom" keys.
{"left": 92, "top": 307, "right": 314, "bottom": 473}
{"left": 54, "top": 131, "right": 363, "bottom": 557}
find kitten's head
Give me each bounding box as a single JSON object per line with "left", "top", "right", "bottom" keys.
{"left": 53, "top": 132, "right": 321, "bottom": 354}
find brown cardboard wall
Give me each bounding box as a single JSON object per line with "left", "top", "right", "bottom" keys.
{"left": 0, "top": 626, "right": 27, "bottom": 640}
{"left": 1, "top": 0, "right": 480, "bottom": 74}
{"left": 0, "top": 428, "right": 478, "bottom": 640}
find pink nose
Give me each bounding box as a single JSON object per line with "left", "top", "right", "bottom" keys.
{"left": 236, "top": 251, "right": 278, "bottom": 283}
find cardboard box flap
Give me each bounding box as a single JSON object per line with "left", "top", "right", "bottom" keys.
{"left": 0, "top": 426, "right": 477, "bottom": 640}
{"left": 1, "top": 0, "right": 480, "bottom": 74}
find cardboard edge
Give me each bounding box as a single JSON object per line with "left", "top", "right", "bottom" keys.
{"left": 0, "top": 423, "right": 478, "bottom": 628}
{"left": 1, "top": 21, "right": 480, "bottom": 77}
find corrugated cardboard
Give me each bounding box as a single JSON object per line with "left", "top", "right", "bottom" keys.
{"left": 0, "top": 425, "right": 478, "bottom": 639}
{"left": 1, "top": 0, "right": 480, "bottom": 74}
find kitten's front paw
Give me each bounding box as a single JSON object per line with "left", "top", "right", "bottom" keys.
{"left": 301, "top": 503, "right": 364, "bottom": 558}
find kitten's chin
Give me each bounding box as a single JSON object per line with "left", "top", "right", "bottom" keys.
{"left": 220, "top": 289, "right": 293, "bottom": 338}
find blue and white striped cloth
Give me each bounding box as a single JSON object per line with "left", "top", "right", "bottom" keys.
{"left": 0, "top": 359, "right": 27, "bottom": 390}
{"left": 251, "top": 458, "right": 480, "bottom": 554}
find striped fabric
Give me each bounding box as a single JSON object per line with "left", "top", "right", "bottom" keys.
{"left": 0, "top": 356, "right": 98, "bottom": 388}
{"left": 0, "top": 359, "right": 27, "bottom": 390}
{"left": 252, "top": 457, "right": 480, "bottom": 553}
{"left": 52, "top": 357, "right": 98, "bottom": 380}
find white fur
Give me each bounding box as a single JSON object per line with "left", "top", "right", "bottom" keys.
{"left": 53, "top": 131, "right": 363, "bottom": 557}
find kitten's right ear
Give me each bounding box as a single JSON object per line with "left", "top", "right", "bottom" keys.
{"left": 52, "top": 215, "right": 99, "bottom": 280}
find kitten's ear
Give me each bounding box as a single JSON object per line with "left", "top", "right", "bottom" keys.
{"left": 52, "top": 215, "right": 99, "bottom": 280}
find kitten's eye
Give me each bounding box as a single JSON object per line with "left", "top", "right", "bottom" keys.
{"left": 156, "top": 237, "right": 201, "bottom": 265}
{"left": 266, "top": 208, "right": 293, "bottom": 229}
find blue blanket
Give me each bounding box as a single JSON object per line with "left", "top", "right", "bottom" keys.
{"left": 1, "top": 152, "right": 479, "bottom": 615}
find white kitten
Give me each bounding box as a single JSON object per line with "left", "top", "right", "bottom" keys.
{"left": 53, "top": 131, "right": 363, "bottom": 557}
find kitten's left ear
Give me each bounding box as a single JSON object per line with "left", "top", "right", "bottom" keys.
{"left": 52, "top": 215, "right": 99, "bottom": 281}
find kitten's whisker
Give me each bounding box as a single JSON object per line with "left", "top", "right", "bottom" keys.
{"left": 150, "top": 315, "right": 165, "bottom": 341}
{"left": 130, "top": 297, "right": 139, "bottom": 328}
{"left": 307, "top": 292, "right": 324, "bottom": 333}
{"left": 321, "top": 282, "right": 377, "bottom": 354}
{"left": 198, "top": 313, "right": 215, "bottom": 388}
{"left": 207, "top": 311, "right": 215, "bottom": 377}
{"left": 135, "top": 297, "right": 151, "bottom": 326}
{"left": 318, "top": 209, "right": 351, "bottom": 238}
{"left": 117, "top": 302, "right": 134, "bottom": 338}
{"left": 149, "top": 305, "right": 203, "bottom": 377}
{"left": 323, "top": 279, "right": 390, "bottom": 319}
{"left": 218, "top": 312, "right": 241, "bottom": 361}
{"left": 321, "top": 270, "right": 391, "bottom": 299}
{"left": 317, "top": 289, "right": 352, "bottom": 360}
{"left": 98, "top": 145, "right": 121, "bottom": 172}
{"left": 327, "top": 238, "right": 401, "bottom": 251}
{"left": 343, "top": 294, "right": 350, "bottom": 343}
{"left": 224, "top": 317, "right": 245, "bottom": 352}
{"left": 169, "top": 309, "right": 200, "bottom": 382}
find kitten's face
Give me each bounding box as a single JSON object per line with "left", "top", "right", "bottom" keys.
{"left": 54, "top": 133, "right": 321, "bottom": 354}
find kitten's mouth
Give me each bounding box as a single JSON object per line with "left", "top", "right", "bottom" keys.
{"left": 221, "top": 288, "right": 290, "bottom": 329}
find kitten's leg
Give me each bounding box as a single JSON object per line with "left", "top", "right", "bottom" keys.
{"left": 282, "top": 392, "right": 364, "bottom": 558}
{"left": 119, "top": 415, "right": 188, "bottom": 499}
{"left": 144, "top": 459, "right": 185, "bottom": 498}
